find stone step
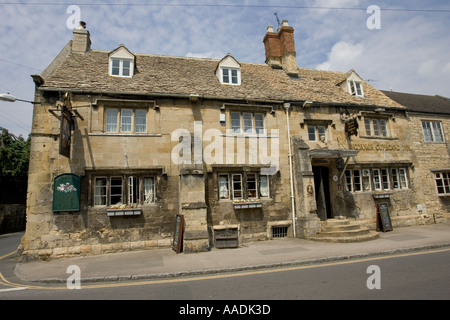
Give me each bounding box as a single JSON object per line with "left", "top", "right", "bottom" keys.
{"left": 309, "top": 218, "right": 379, "bottom": 243}
{"left": 322, "top": 223, "right": 361, "bottom": 232}
{"left": 308, "top": 231, "right": 379, "bottom": 243}
{"left": 315, "top": 228, "right": 371, "bottom": 238}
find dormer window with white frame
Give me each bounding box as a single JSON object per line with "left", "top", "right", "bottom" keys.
{"left": 109, "top": 44, "right": 135, "bottom": 78}
{"left": 216, "top": 54, "right": 241, "bottom": 85}
{"left": 348, "top": 80, "right": 364, "bottom": 97}
{"left": 338, "top": 69, "right": 365, "bottom": 98}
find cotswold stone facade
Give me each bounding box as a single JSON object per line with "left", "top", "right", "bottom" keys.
{"left": 20, "top": 22, "right": 449, "bottom": 260}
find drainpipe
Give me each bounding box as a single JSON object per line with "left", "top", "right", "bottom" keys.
{"left": 284, "top": 102, "right": 296, "bottom": 237}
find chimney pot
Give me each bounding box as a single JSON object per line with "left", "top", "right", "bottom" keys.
{"left": 72, "top": 22, "right": 91, "bottom": 53}
{"left": 263, "top": 20, "right": 299, "bottom": 77}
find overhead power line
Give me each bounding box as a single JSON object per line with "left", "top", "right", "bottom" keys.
{"left": 0, "top": 58, "right": 42, "bottom": 72}
{"left": 0, "top": 2, "right": 449, "bottom": 13}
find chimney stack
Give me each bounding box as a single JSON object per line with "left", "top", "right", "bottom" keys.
{"left": 263, "top": 20, "right": 298, "bottom": 77}
{"left": 72, "top": 21, "right": 91, "bottom": 53}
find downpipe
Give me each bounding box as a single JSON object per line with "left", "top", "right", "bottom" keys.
{"left": 284, "top": 103, "right": 296, "bottom": 238}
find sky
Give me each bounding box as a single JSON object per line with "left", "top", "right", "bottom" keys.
{"left": 0, "top": 0, "right": 449, "bottom": 138}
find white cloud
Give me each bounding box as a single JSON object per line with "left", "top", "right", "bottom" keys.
{"left": 1, "top": 0, "right": 450, "bottom": 136}
{"left": 316, "top": 41, "right": 364, "bottom": 71}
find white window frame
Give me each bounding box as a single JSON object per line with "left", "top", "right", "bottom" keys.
{"left": 230, "top": 112, "right": 265, "bottom": 135}
{"left": 246, "top": 173, "right": 258, "bottom": 199}
{"left": 94, "top": 177, "right": 107, "bottom": 206}
{"left": 308, "top": 125, "right": 327, "bottom": 142}
{"left": 231, "top": 174, "right": 243, "bottom": 199}
{"left": 364, "top": 118, "right": 388, "bottom": 137}
{"left": 143, "top": 177, "right": 155, "bottom": 204}
{"left": 219, "top": 172, "right": 269, "bottom": 200}
{"left": 221, "top": 67, "right": 241, "bottom": 85}
{"left": 218, "top": 174, "right": 230, "bottom": 199}
{"left": 348, "top": 80, "right": 364, "bottom": 97}
{"left": 435, "top": 171, "right": 450, "bottom": 196}
{"left": 105, "top": 108, "right": 148, "bottom": 134}
{"left": 422, "top": 121, "right": 444, "bottom": 143}
{"left": 259, "top": 174, "right": 270, "bottom": 198}
{"left": 392, "top": 168, "right": 408, "bottom": 189}
{"left": 109, "top": 58, "right": 134, "bottom": 78}
{"left": 93, "top": 175, "right": 156, "bottom": 207}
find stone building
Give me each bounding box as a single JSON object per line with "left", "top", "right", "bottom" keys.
{"left": 382, "top": 91, "right": 450, "bottom": 224}
{"left": 20, "top": 21, "right": 449, "bottom": 260}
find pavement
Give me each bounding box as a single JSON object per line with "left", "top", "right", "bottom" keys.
{"left": 14, "top": 222, "right": 450, "bottom": 284}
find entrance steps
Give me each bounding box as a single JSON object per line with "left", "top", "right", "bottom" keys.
{"left": 309, "top": 218, "right": 379, "bottom": 243}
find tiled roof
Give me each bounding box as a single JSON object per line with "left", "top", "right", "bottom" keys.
{"left": 39, "top": 45, "right": 403, "bottom": 108}
{"left": 382, "top": 91, "right": 450, "bottom": 115}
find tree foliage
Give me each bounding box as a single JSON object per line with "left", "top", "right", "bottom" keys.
{"left": 0, "top": 127, "right": 31, "bottom": 177}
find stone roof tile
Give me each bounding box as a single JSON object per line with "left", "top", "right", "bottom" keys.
{"left": 39, "top": 48, "right": 403, "bottom": 108}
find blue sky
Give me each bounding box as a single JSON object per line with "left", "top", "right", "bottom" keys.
{"left": 1, "top": 0, "right": 449, "bottom": 137}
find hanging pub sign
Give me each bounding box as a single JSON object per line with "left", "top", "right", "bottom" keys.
{"left": 59, "top": 93, "right": 73, "bottom": 158}
{"left": 53, "top": 174, "right": 81, "bottom": 212}
{"left": 345, "top": 117, "right": 359, "bottom": 137}
{"left": 59, "top": 105, "right": 73, "bottom": 158}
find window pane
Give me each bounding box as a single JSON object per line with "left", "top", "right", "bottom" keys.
{"left": 422, "top": 121, "right": 433, "bottom": 142}
{"left": 255, "top": 114, "right": 264, "bottom": 134}
{"left": 373, "top": 119, "right": 380, "bottom": 136}
{"left": 432, "top": 122, "right": 444, "bottom": 142}
{"left": 231, "top": 112, "right": 241, "bottom": 133}
{"left": 443, "top": 172, "right": 450, "bottom": 194}
{"left": 222, "top": 68, "right": 230, "bottom": 83}
{"left": 353, "top": 170, "right": 361, "bottom": 191}
{"left": 110, "top": 177, "right": 123, "bottom": 205}
{"left": 373, "top": 169, "right": 381, "bottom": 190}
{"left": 243, "top": 113, "right": 253, "bottom": 134}
{"left": 399, "top": 168, "right": 408, "bottom": 189}
{"left": 94, "top": 178, "right": 107, "bottom": 206}
{"left": 111, "top": 59, "right": 120, "bottom": 76}
{"left": 231, "top": 69, "right": 238, "bottom": 84}
{"left": 121, "top": 109, "right": 133, "bottom": 132}
{"left": 218, "top": 174, "right": 230, "bottom": 199}
{"left": 128, "top": 176, "right": 139, "bottom": 204}
{"left": 345, "top": 170, "right": 352, "bottom": 192}
{"left": 349, "top": 81, "right": 356, "bottom": 95}
{"left": 381, "top": 169, "right": 389, "bottom": 190}
{"left": 392, "top": 169, "right": 399, "bottom": 189}
{"left": 135, "top": 109, "right": 147, "bottom": 133}
{"left": 143, "top": 177, "right": 155, "bottom": 203}
{"left": 364, "top": 119, "right": 372, "bottom": 136}
{"left": 260, "top": 175, "right": 269, "bottom": 197}
{"left": 362, "top": 175, "right": 371, "bottom": 191}
{"left": 318, "top": 126, "right": 326, "bottom": 141}
{"left": 308, "top": 126, "right": 316, "bottom": 141}
{"left": 122, "top": 60, "right": 131, "bottom": 76}
{"left": 247, "top": 173, "right": 257, "bottom": 198}
{"left": 106, "top": 108, "right": 118, "bottom": 132}
{"left": 232, "top": 174, "right": 242, "bottom": 199}
{"left": 355, "top": 82, "right": 363, "bottom": 96}
{"left": 380, "top": 119, "right": 388, "bottom": 137}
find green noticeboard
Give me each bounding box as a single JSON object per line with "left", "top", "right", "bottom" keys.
{"left": 53, "top": 174, "right": 81, "bottom": 212}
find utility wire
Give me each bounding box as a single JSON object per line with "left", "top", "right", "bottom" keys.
{"left": 0, "top": 2, "right": 449, "bottom": 13}
{"left": 0, "top": 58, "right": 43, "bottom": 72}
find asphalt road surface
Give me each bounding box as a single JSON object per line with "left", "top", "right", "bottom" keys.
{"left": 1, "top": 232, "right": 449, "bottom": 305}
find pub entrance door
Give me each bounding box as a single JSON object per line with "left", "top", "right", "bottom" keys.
{"left": 312, "top": 166, "right": 333, "bottom": 221}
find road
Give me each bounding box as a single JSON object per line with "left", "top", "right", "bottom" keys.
{"left": 1, "top": 232, "right": 450, "bottom": 305}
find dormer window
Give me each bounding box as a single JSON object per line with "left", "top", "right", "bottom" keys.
{"left": 216, "top": 54, "right": 241, "bottom": 85}
{"left": 348, "top": 80, "right": 364, "bottom": 97}
{"left": 110, "top": 58, "right": 133, "bottom": 77}
{"left": 337, "top": 69, "right": 365, "bottom": 98}
{"left": 221, "top": 68, "right": 240, "bottom": 85}
{"left": 108, "top": 44, "right": 135, "bottom": 78}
